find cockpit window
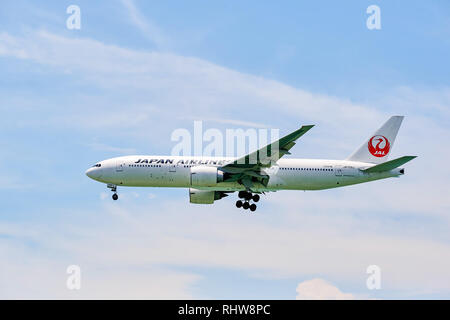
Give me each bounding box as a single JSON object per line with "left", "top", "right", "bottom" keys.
{"left": 92, "top": 163, "right": 102, "bottom": 167}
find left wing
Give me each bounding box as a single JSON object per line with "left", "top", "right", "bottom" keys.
{"left": 220, "top": 125, "right": 314, "bottom": 190}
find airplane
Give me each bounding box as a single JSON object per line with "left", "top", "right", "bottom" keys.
{"left": 86, "top": 116, "right": 416, "bottom": 212}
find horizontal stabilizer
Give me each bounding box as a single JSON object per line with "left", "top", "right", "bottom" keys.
{"left": 362, "top": 156, "right": 417, "bottom": 173}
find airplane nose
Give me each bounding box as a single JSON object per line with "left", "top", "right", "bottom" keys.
{"left": 85, "top": 167, "right": 102, "bottom": 179}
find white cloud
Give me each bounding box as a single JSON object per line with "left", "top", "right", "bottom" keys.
{"left": 192, "top": 117, "right": 270, "bottom": 129}
{"left": 2, "top": 193, "right": 450, "bottom": 299}
{"left": 87, "top": 142, "right": 137, "bottom": 155}
{"left": 296, "top": 279, "right": 354, "bottom": 300}
{"left": 119, "top": 0, "right": 169, "bottom": 49}
{"left": 0, "top": 220, "right": 200, "bottom": 299}
{"left": 0, "top": 30, "right": 381, "bottom": 134}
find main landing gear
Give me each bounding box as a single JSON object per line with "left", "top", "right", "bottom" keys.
{"left": 108, "top": 184, "right": 118, "bottom": 201}
{"left": 236, "top": 191, "right": 260, "bottom": 212}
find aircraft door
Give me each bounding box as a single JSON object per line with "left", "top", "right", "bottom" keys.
{"left": 116, "top": 161, "right": 125, "bottom": 172}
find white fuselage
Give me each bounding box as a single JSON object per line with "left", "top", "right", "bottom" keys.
{"left": 85, "top": 156, "right": 403, "bottom": 192}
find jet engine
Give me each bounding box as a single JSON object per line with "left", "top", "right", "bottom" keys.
{"left": 190, "top": 166, "right": 224, "bottom": 187}
{"left": 189, "top": 188, "right": 228, "bottom": 204}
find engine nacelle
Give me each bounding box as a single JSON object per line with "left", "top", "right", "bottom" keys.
{"left": 190, "top": 166, "right": 224, "bottom": 187}
{"left": 189, "top": 188, "right": 228, "bottom": 204}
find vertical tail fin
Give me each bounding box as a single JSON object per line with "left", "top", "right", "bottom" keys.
{"left": 347, "top": 116, "right": 404, "bottom": 164}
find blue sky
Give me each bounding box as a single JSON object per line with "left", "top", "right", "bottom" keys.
{"left": 0, "top": 0, "right": 450, "bottom": 299}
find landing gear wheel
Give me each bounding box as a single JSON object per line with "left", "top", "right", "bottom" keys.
{"left": 238, "top": 191, "right": 247, "bottom": 199}
{"left": 236, "top": 200, "right": 243, "bottom": 208}
{"left": 244, "top": 193, "right": 252, "bottom": 201}
{"left": 250, "top": 204, "right": 257, "bottom": 212}
{"left": 242, "top": 202, "right": 250, "bottom": 210}
{"left": 108, "top": 184, "right": 118, "bottom": 201}
{"left": 252, "top": 194, "right": 260, "bottom": 202}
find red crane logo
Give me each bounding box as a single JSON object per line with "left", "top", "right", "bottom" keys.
{"left": 368, "top": 135, "right": 390, "bottom": 157}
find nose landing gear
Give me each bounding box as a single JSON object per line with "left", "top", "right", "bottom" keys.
{"left": 237, "top": 191, "right": 259, "bottom": 212}
{"left": 107, "top": 184, "right": 118, "bottom": 201}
